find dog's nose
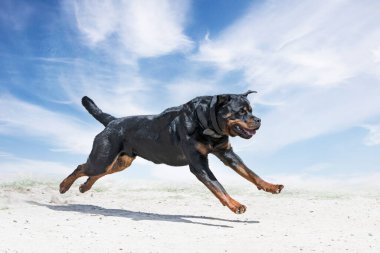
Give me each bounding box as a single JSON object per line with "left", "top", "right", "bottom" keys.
{"left": 254, "top": 117, "right": 261, "bottom": 124}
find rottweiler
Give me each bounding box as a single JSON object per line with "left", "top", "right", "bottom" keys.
{"left": 59, "top": 91, "right": 284, "bottom": 214}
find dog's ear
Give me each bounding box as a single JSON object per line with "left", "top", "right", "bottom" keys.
{"left": 210, "top": 95, "right": 230, "bottom": 110}
{"left": 242, "top": 90, "right": 257, "bottom": 97}
{"left": 217, "top": 94, "right": 231, "bottom": 105}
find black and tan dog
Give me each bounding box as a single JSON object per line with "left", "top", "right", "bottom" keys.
{"left": 59, "top": 91, "right": 284, "bottom": 214}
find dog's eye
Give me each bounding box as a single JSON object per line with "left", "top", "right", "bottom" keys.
{"left": 239, "top": 109, "right": 246, "bottom": 115}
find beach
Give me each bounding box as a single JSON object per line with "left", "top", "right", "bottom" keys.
{"left": 0, "top": 178, "right": 379, "bottom": 253}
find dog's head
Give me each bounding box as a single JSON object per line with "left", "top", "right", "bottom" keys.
{"left": 214, "top": 90, "right": 261, "bottom": 139}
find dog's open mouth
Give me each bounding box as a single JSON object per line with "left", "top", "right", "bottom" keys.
{"left": 232, "top": 124, "right": 259, "bottom": 139}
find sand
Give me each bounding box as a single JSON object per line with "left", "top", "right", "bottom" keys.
{"left": 0, "top": 178, "right": 379, "bottom": 253}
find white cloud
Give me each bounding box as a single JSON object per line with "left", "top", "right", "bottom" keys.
{"left": 362, "top": 124, "right": 380, "bottom": 146}
{"left": 56, "top": 62, "right": 153, "bottom": 117}
{"left": 303, "top": 162, "right": 332, "bottom": 173}
{"left": 192, "top": 0, "right": 380, "bottom": 152}
{"left": 0, "top": 95, "right": 98, "bottom": 155}
{"left": 374, "top": 46, "right": 380, "bottom": 63}
{"left": 165, "top": 79, "right": 217, "bottom": 105}
{"left": 238, "top": 78, "right": 380, "bottom": 152}
{"left": 57, "top": 0, "right": 195, "bottom": 118}
{"left": 0, "top": 0, "right": 194, "bottom": 162}
{"left": 0, "top": 157, "right": 71, "bottom": 176}
{"left": 194, "top": 0, "right": 380, "bottom": 91}
{"left": 0, "top": 151, "right": 12, "bottom": 157}
{"left": 66, "top": 0, "right": 193, "bottom": 58}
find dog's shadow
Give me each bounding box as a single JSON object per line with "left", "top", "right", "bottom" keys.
{"left": 28, "top": 201, "right": 259, "bottom": 228}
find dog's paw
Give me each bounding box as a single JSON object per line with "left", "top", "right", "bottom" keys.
{"left": 226, "top": 197, "right": 247, "bottom": 214}
{"left": 79, "top": 184, "right": 89, "bottom": 193}
{"left": 276, "top": 184, "right": 284, "bottom": 193}
{"left": 59, "top": 181, "right": 69, "bottom": 194}
{"left": 257, "top": 184, "right": 284, "bottom": 194}
{"left": 234, "top": 204, "right": 247, "bottom": 214}
{"left": 229, "top": 203, "right": 247, "bottom": 214}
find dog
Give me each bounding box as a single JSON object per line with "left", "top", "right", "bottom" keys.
{"left": 59, "top": 91, "right": 284, "bottom": 214}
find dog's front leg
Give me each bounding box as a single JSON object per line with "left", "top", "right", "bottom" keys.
{"left": 185, "top": 149, "right": 246, "bottom": 214}
{"left": 213, "top": 148, "right": 284, "bottom": 194}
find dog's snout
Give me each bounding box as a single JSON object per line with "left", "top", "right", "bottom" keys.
{"left": 247, "top": 116, "right": 261, "bottom": 129}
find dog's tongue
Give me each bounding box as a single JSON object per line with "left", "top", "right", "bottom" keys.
{"left": 243, "top": 128, "right": 256, "bottom": 136}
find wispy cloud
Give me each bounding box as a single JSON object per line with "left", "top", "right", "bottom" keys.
{"left": 194, "top": 0, "right": 380, "bottom": 90}
{"left": 362, "top": 123, "right": 380, "bottom": 146}
{"left": 193, "top": 0, "right": 380, "bottom": 152}
{"left": 0, "top": 150, "right": 12, "bottom": 157}
{"left": 1, "top": 0, "right": 379, "bottom": 180}
{"left": 56, "top": 61, "right": 153, "bottom": 117}
{"left": 0, "top": 1, "right": 195, "bottom": 161}
{"left": 239, "top": 78, "right": 380, "bottom": 152}
{"left": 165, "top": 79, "right": 217, "bottom": 104}
{"left": 0, "top": 156, "right": 71, "bottom": 176}
{"left": 65, "top": 0, "right": 193, "bottom": 59}
{"left": 52, "top": 0, "right": 196, "bottom": 118}
{"left": 0, "top": 94, "right": 98, "bottom": 154}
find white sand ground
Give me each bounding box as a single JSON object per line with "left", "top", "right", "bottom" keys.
{"left": 0, "top": 178, "right": 379, "bottom": 253}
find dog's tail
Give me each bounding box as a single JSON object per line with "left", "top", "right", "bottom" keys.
{"left": 81, "top": 96, "right": 116, "bottom": 127}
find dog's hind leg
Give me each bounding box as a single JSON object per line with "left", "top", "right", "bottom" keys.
{"left": 59, "top": 163, "right": 87, "bottom": 194}
{"left": 59, "top": 129, "right": 123, "bottom": 194}
{"left": 75, "top": 130, "right": 124, "bottom": 193}
{"left": 79, "top": 154, "right": 135, "bottom": 193}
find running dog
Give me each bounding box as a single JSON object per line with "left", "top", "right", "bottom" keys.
{"left": 59, "top": 91, "right": 284, "bottom": 214}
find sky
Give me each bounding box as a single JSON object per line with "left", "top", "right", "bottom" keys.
{"left": 0, "top": 0, "right": 380, "bottom": 184}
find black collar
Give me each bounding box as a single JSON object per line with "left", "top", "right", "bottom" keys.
{"left": 195, "top": 96, "right": 225, "bottom": 138}
{"left": 209, "top": 96, "right": 225, "bottom": 136}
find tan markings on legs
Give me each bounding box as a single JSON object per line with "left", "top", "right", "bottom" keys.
{"left": 79, "top": 175, "right": 102, "bottom": 193}
{"left": 195, "top": 143, "right": 211, "bottom": 156}
{"left": 59, "top": 164, "right": 87, "bottom": 194}
{"left": 215, "top": 141, "right": 231, "bottom": 150}
{"left": 79, "top": 155, "right": 135, "bottom": 193}
{"left": 225, "top": 195, "right": 247, "bottom": 214}
{"left": 203, "top": 181, "right": 246, "bottom": 214}
{"left": 235, "top": 163, "right": 284, "bottom": 194}
{"left": 109, "top": 155, "right": 135, "bottom": 173}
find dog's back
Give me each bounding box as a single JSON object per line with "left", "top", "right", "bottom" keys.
{"left": 107, "top": 104, "right": 189, "bottom": 166}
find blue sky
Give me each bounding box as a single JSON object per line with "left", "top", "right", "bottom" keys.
{"left": 1, "top": 0, "right": 380, "bottom": 182}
